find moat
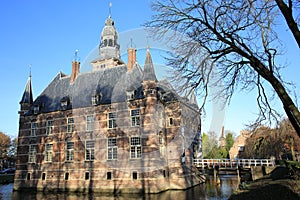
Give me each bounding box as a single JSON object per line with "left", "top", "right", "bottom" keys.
{"left": 0, "top": 175, "right": 238, "bottom": 200}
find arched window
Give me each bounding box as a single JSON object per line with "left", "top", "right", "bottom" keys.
{"left": 109, "top": 39, "right": 113, "bottom": 46}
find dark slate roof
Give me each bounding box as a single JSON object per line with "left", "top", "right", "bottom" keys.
{"left": 31, "top": 65, "right": 147, "bottom": 113}
{"left": 20, "top": 75, "right": 33, "bottom": 104}
{"left": 30, "top": 62, "right": 196, "bottom": 114}
{"left": 143, "top": 49, "right": 157, "bottom": 82}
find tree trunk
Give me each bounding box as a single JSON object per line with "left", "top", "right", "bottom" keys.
{"left": 290, "top": 137, "right": 296, "bottom": 161}
{"left": 236, "top": 49, "right": 300, "bottom": 138}
{"left": 269, "top": 76, "right": 300, "bottom": 137}
{"left": 275, "top": 0, "right": 300, "bottom": 48}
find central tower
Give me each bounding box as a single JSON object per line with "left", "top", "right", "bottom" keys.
{"left": 91, "top": 15, "right": 124, "bottom": 70}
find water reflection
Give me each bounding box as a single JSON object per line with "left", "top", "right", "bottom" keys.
{"left": 2, "top": 175, "right": 239, "bottom": 200}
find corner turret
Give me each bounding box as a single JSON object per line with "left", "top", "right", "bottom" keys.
{"left": 19, "top": 72, "right": 33, "bottom": 115}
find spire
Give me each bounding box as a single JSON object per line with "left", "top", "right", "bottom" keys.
{"left": 190, "top": 90, "right": 198, "bottom": 107}
{"left": 143, "top": 47, "right": 157, "bottom": 81}
{"left": 20, "top": 71, "right": 33, "bottom": 114}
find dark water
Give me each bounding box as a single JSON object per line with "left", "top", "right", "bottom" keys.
{"left": 0, "top": 175, "right": 239, "bottom": 200}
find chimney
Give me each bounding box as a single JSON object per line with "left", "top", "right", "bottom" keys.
{"left": 221, "top": 126, "right": 225, "bottom": 138}
{"left": 70, "top": 50, "right": 80, "bottom": 84}
{"left": 70, "top": 61, "right": 80, "bottom": 84}
{"left": 127, "top": 48, "right": 136, "bottom": 71}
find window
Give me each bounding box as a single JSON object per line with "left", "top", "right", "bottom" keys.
{"left": 33, "top": 106, "right": 39, "bottom": 114}
{"left": 91, "top": 94, "right": 101, "bottom": 105}
{"left": 108, "top": 39, "right": 113, "bottom": 46}
{"left": 85, "top": 140, "right": 95, "bottom": 161}
{"left": 126, "top": 91, "right": 135, "bottom": 100}
{"left": 131, "top": 109, "right": 140, "bottom": 127}
{"left": 66, "top": 142, "right": 74, "bottom": 161}
{"left": 108, "top": 112, "right": 116, "bottom": 129}
{"left": 163, "top": 170, "right": 166, "bottom": 178}
{"left": 85, "top": 172, "right": 90, "bottom": 180}
{"left": 150, "top": 89, "right": 156, "bottom": 95}
{"left": 26, "top": 173, "right": 31, "bottom": 180}
{"left": 67, "top": 117, "right": 74, "bottom": 133}
{"left": 132, "top": 171, "right": 138, "bottom": 180}
{"left": 169, "top": 118, "right": 174, "bottom": 126}
{"left": 86, "top": 115, "right": 94, "bottom": 131}
{"left": 159, "top": 134, "right": 163, "bottom": 145}
{"left": 107, "top": 172, "right": 112, "bottom": 180}
{"left": 238, "top": 145, "right": 245, "bottom": 152}
{"left": 28, "top": 145, "right": 36, "bottom": 163}
{"left": 42, "top": 173, "right": 46, "bottom": 180}
{"left": 107, "top": 138, "right": 117, "bottom": 160}
{"left": 31, "top": 122, "right": 37, "bottom": 136}
{"left": 45, "top": 143, "right": 53, "bottom": 162}
{"left": 130, "top": 137, "right": 142, "bottom": 159}
{"left": 65, "top": 172, "right": 69, "bottom": 181}
{"left": 60, "top": 96, "right": 70, "bottom": 110}
{"left": 46, "top": 120, "right": 53, "bottom": 135}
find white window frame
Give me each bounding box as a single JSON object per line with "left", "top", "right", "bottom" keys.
{"left": 46, "top": 120, "right": 54, "bottom": 135}
{"left": 107, "top": 138, "right": 117, "bottom": 160}
{"left": 86, "top": 115, "right": 94, "bottom": 132}
{"left": 238, "top": 145, "right": 245, "bottom": 152}
{"left": 31, "top": 122, "right": 37, "bottom": 136}
{"left": 108, "top": 112, "right": 117, "bottom": 129}
{"left": 67, "top": 117, "right": 74, "bottom": 133}
{"left": 131, "top": 109, "right": 140, "bottom": 127}
{"left": 65, "top": 142, "right": 74, "bottom": 161}
{"left": 28, "top": 145, "right": 36, "bottom": 163}
{"left": 45, "top": 143, "right": 53, "bottom": 162}
{"left": 130, "top": 137, "right": 142, "bottom": 159}
{"left": 85, "top": 140, "right": 95, "bottom": 161}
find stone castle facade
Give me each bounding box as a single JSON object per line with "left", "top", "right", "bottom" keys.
{"left": 14, "top": 14, "right": 203, "bottom": 193}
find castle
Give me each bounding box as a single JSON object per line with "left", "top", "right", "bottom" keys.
{"left": 14, "top": 13, "right": 203, "bottom": 194}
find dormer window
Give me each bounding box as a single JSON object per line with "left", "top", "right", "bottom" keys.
{"left": 126, "top": 90, "right": 136, "bottom": 101}
{"left": 60, "top": 96, "right": 70, "bottom": 110}
{"left": 150, "top": 89, "right": 156, "bottom": 95}
{"left": 33, "top": 105, "right": 40, "bottom": 114}
{"left": 91, "top": 94, "right": 102, "bottom": 106}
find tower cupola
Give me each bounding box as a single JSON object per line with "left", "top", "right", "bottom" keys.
{"left": 91, "top": 14, "right": 124, "bottom": 71}
{"left": 99, "top": 16, "right": 120, "bottom": 60}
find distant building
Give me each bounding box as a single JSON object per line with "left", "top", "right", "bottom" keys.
{"left": 14, "top": 14, "right": 203, "bottom": 193}
{"left": 219, "top": 126, "right": 226, "bottom": 148}
{"left": 229, "top": 130, "right": 251, "bottom": 159}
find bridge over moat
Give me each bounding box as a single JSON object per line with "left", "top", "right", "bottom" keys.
{"left": 193, "top": 158, "right": 275, "bottom": 169}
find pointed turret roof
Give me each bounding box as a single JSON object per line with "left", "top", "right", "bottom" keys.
{"left": 190, "top": 90, "right": 198, "bottom": 107}
{"left": 20, "top": 73, "right": 33, "bottom": 104}
{"left": 143, "top": 48, "right": 157, "bottom": 81}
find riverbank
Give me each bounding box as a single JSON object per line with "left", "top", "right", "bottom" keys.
{"left": 229, "top": 166, "right": 300, "bottom": 200}
{"left": 0, "top": 174, "right": 14, "bottom": 184}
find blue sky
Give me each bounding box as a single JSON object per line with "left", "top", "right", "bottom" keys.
{"left": 0, "top": 1, "right": 299, "bottom": 138}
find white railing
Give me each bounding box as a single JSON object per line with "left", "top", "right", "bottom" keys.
{"left": 193, "top": 158, "right": 275, "bottom": 168}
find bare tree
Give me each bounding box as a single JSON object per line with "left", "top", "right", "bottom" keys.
{"left": 145, "top": 0, "right": 300, "bottom": 137}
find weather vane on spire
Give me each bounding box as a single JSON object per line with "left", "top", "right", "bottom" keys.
{"left": 29, "top": 64, "right": 32, "bottom": 77}
{"left": 109, "top": 2, "right": 112, "bottom": 18}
